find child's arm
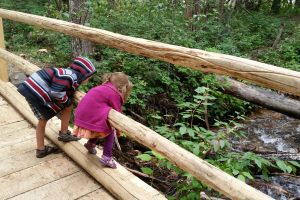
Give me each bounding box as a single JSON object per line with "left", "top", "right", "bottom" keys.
{"left": 49, "top": 69, "right": 73, "bottom": 107}
{"left": 110, "top": 96, "right": 122, "bottom": 113}
{"left": 110, "top": 96, "right": 123, "bottom": 136}
{"left": 49, "top": 90, "right": 72, "bottom": 106}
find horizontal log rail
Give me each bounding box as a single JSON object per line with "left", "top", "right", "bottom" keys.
{"left": 0, "top": 49, "right": 274, "bottom": 200}
{"left": 0, "top": 8, "right": 300, "bottom": 97}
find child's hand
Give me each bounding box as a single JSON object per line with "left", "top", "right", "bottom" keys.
{"left": 116, "top": 130, "right": 122, "bottom": 137}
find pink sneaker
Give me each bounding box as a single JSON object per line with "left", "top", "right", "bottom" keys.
{"left": 84, "top": 142, "right": 97, "bottom": 155}
{"left": 100, "top": 155, "right": 117, "bottom": 169}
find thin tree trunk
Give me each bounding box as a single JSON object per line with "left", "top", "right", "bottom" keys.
{"left": 184, "top": 0, "right": 193, "bottom": 19}
{"left": 107, "top": 0, "right": 117, "bottom": 10}
{"left": 296, "top": 0, "right": 300, "bottom": 8}
{"left": 218, "top": 0, "right": 225, "bottom": 18}
{"left": 69, "top": 0, "right": 92, "bottom": 57}
{"left": 272, "top": 23, "right": 285, "bottom": 49}
{"left": 271, "top": 0, "right": 281, "bottom": 14}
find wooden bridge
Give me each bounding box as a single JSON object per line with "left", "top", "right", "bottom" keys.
{"left": 1, "top": 8, "right": 300, "bottom": 200}
{"left": 0, "top": 82, "right": 165, "bottom": 200}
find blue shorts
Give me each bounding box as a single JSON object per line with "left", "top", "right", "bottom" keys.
{"left": 17, "top": 84, "right": 57, "bottom": 120}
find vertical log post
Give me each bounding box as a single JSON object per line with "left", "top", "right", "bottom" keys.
{"left": 0, "top": 17, "right": 8, "bottom": 82}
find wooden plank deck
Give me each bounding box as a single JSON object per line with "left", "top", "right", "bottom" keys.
{"left": 0, "top": 95, "right": 115, "bottom": 200}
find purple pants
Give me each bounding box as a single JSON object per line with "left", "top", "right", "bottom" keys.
{"left": 88, "top": 131, "right": 114, "bottom": 157}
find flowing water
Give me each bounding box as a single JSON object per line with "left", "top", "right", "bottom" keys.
{"left": 236, "top": 109, "right": 300, "bottom": 199}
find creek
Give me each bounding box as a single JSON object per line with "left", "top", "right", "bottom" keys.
{"left": 236, "top": 109, "right": 300, "bottom": 200}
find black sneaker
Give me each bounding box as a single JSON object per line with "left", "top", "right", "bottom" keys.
{"left": 58, "top": 130, "right": 80, "bottom": 142}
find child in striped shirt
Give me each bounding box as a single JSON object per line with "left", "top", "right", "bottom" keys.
{"left": 17, "top": 57, "right": 96, "bottom": 158}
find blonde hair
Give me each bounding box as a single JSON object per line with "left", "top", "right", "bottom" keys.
{"left": 102, "top": 72, "right": 133, "bottom": 102}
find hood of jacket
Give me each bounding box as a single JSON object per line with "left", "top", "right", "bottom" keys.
{"left": 69, "top": 57, "right": 96, "bottom": 83}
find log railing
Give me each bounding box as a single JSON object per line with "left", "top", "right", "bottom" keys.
{"left": 0, "top": 8, "right": 281, "bottom": 200}
{"left": 1, "top": 8, "right": 300, "bottom": 96}
{"left": 0, "top": 17, "right": 7, "bottom": 82}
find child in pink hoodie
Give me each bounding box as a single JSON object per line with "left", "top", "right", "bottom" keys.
{"left": 73, "top": 72, "right": 133, "bottom": 168}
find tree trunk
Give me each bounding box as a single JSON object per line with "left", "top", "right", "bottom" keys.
{"left": 218, "top": 0, "right": 225, "bottom": 18}
{"left": 217, "top": 76, "right": 300, "bottom": 119}
{"left": 185, "top": 0, "right": 201, "bottom": 31}
{"left": 107, "top": 0, "right": 117, "bottom": 10}
{"left": 271, "top": 0, "right": 281, "bottom": 14}
{"left": 296, "top": 0, "right": 300, "bottom": 8}
{"left": 193, "top": 0, "right": 201, "bottom": 16}
{"left": 184, "top": 0, "right": 193, "bottom": 19}
{"left": 272, "top": 23, "right": 285, "bottom": 49}
{"left": 69, "top": 0, "right": 92, "bottom": 57}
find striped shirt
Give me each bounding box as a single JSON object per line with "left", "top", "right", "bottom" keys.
{"left": 22, "top": 67, "right": 80, "bottom": 113}
{"left": 18, "top": 57, "right": 96, "bottom": 114}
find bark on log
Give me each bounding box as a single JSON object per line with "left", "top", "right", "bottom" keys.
{"left": 0, "top": 8, "right": 300, "bottom": 97}
{"left": 0, "top": 50, "right": 274, "bottom": 200}
{"left": 217, "top": 76, "right": 300, "bottom": 119}
{"left": 0, "top": 81, "right": 166, "bottom": 200}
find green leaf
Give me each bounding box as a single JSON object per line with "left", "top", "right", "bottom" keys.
{"left": 286, "top": 166, "right": 293, "bottom": 173}
{"left": 192, "top": 143, "right": 200, "bottom": 155}
{"left": 151, "top": 114, "right": 162, "bottom": 119}
{"left": 232, "top": 169, "right": 239, "bottom": 176}
{"left": 237, "top": 175, "right": 246, "bottom": 182}
{"left": 262, "top": 168, "right": 269, "bottom": 181}
{"left": 288, "top": 161, "right": 300, "bottom": 168}
{"left": 152, "top": 151, "right": 165, "bottom": 160}
{"left": 212, "top": 140, "right": 220, "bottom": 152}
{"left": 179, "top": 126, "right": 187, "bottom": 135}
{"left": 141, "top": 167, "right": 153, "bottom": 175}
{"left": 195, "top": 87, "right": 206, "bottom": 94}
{"left": 137, "top": 154, "right": 152, "bottom": 161}
{"left": 242, "top": 172, "right": 254, "bottom": 179}
{"left": 187, "top": 128, "right": 195, "bottom": 138}
{"left": 183, "top": 114, "right": 191, "bottom": 118}
{"left": 220, "top": 140, "right": 226, "bottom": 149}
{"left": 255, "top": 159, "right": 262, "bottom": 169}
{"left": 276, "top": 160, "right": 287, "bottom": 172}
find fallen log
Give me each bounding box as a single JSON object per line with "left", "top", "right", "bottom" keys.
{"left": 217, "top": 76, "right": 300, "bottom": 119}
{"left": 259, "top": 153, "right": 300, "bottom": 161}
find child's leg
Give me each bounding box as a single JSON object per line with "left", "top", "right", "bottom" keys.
{"left": 60, "top": 104, "right": 73, "bottom": 134}
{"left": 88, "top": 138, "right": 99, "bottom": 144}
{"left": 84, "top": 138, "right": 99, "bottom": 155}
{"left": 36, "top": 119, "right": 48, "bottom": 150}
{"left": 100, "top": 132, "right": 117, "bottom": 168}
{"left": 58, "top": 104, "right": 80, "bottom": 142}
{"left": 36, "top": 119, "right": 59, "bottom": 158}
{"left": 103, "top": 132, "right": 114, "bottom": 158}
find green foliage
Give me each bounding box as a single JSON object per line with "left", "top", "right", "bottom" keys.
{"left": 144, "top": 89, "right": 300, "bottom": 198}
{"left": 2, "top": 1, "right": 300, "bottom": 198}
